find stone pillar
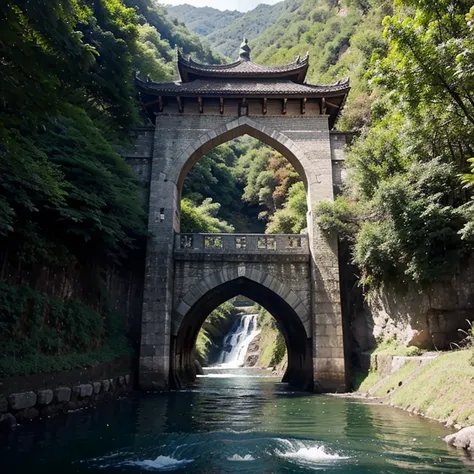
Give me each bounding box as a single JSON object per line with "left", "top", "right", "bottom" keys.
{"left": 139, "top": 119, "right": 182, "bottom": 390}
{"left": 306, "top": 123, "right": 346, "bottom": 392}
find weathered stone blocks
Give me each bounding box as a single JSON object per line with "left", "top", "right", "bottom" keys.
{"left": 37, "top": 390, "right": 54, "bottom": 405}
{"left": 92, "top": 382, "right": 101, "bottom": 394}
{"left": 0, "top": 413, "right": 16, "bottom": 430}
{"left": 72, "top": 384, "right": 93, "bottom": 399}
{"left": 54, "top": 387, "right": 71, "bottom": 403}
{"left": 101, "top": 379, "right": 110, "bottom": 392}
{"left": 8, "top": 392, "right": 37, "bottom": 411}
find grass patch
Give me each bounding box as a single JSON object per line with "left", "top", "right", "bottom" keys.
{"left": 373, "top": 339, "right": 423, "bottom": 356}
{"left": 0, "top": 343, "right": 132, "bottom": 378}
{"left": 257, "top": 308, "right": 287, "bottom": 368}
{"left": 356, "top": 350, "right": 474, "bottom": 427}
{"left": 356, "top": 370, "right": 381, "bottom": 392}
{"left": 391, "top": 350, "right": 474, "bottom": 426}
{"left": 374, "top": 360, "right": 419, "bottom": 397}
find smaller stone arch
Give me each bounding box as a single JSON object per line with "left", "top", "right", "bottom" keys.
{"left": 172, "top": 264, "right": 310, "bottom": 337}
{"left": 170, "top": 265, "right": 313, "bottom": 391}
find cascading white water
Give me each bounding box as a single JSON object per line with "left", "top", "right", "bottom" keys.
{"left": 216, "top": 313, "right": 260, "bottom": 368}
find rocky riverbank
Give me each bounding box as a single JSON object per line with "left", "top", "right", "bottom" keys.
{"left": 0, "top": 357, "right": 134, "bottom": 430}
{"left": 243, "top": 307, "right": 287, "bottom": 374}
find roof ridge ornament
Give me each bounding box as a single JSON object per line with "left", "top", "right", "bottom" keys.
{"left": 239, "top": 38, "right": 251, "bottom": 61}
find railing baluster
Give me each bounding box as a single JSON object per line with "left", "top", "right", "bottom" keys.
{"left": 174, "top": 233, "right": 308, "bottom": 253}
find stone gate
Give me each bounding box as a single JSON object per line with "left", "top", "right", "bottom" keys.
{"left": 127, "top": 40, "right": 351, "bottom": 392}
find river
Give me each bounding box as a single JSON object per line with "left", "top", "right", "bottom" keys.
{"left": 0, "top": 369, "right": 471, "bottom": 473}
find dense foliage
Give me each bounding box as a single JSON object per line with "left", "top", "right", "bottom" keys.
{"left": 0, "top": 282, "right": 129, "bottom": 377}
{"left": 179, "top": 0, "right": 474, "bottom": 292}
{"left": 315, "top": 0, "right": 474, "bottom": 288}
{"left": 1, "top": 0, "right": 221, "bottom": 374}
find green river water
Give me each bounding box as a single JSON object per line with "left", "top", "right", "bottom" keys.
{"left": 0, "top": 368, "right": 472, "bottom": 473}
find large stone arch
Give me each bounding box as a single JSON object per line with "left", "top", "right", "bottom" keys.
{"left": 160, "top": 116, "right": 317, "bottom": 234}
{"left": 139, "top": 112, "right": 347, "bottom": 393}
{"left": 167, "top": 116, "right": 315, "bottom": 190}
{"left": 170, "top": 270, "right": 313, "bottom": 391}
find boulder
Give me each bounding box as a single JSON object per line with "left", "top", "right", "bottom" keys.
{"left": 25, "top": 407, "right": 39, "bottom": 420}
{"left": 194, "top": 360, "right": 204, "bottom": 375}
{"left": 0, "top": 413, "right": 17, "bottom": 431}
{"left": 92, "top": 382, "right": 101, "bottom": 394}
{"left": 0, "top": 397, "right": 7, "bottom": 413}
{"left": 8, "top": 392, "right": 37, "bottom": 411}
{"left": 40, "top": 405, "right": 57, "bottom": 418}
{"left": 72, "top": 384, "right": 93, "bottom": 399}
{"left": 101, "top": 379, "right": 110, "bottom": 392}
{"left": 37, "top": 389, "right": 54, "bottom": 405}
{"left": 444, "top": 426, "right": 474, "bottom": 452}
{"left": 109, "top": 378, "right": 116, "bottom": 391}
{"left": 54, "top": 387, "right": 71, "bottom": 403}
{"left": 124, "top": 374, "right": 130, "bottom": 385}
{"left": 117, "top": 376, "right": 125, "bottom": 387}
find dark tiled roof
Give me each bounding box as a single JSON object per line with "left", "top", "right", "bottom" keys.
{"left": 136, "top": 78, "right": 350, "bottom": 97}
{"left": 178, "top": 51, "right": 310, "bottom": 75}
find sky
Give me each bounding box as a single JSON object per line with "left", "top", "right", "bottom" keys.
{"left": 160, "top": 0, "right": 282, "bottom": 12}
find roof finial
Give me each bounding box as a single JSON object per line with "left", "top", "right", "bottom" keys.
{"left": 239, "top": 38, "right": 251, "bottom": 61}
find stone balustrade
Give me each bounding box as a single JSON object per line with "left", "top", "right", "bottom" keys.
{"left": 174, "top": 233, "right": 309, "bottom": 254}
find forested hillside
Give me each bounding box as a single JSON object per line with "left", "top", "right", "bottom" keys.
{"left": 168, "top": 1, "right": 303, "bottom": 58}
{"left": 0, "top": 0, "right": 220, "bottom": 376}
{"left": 167, "top": 4, "right": 243, "bottom": 39}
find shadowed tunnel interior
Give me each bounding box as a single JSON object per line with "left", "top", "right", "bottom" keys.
{"left": 171, "top": 277, "right": 313, "bottom": 391}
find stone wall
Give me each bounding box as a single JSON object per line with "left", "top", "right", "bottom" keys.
{"left": 0, "top": 358, "right": 133, "bottom": 430}
{"left": 352, "top": 259, "right": 474, "bottom": 353}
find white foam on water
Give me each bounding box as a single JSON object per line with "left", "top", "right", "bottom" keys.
{"left": 132, "top": 455, "right": 193, "bottom": 471}
{"left": 227, "top": 454, "right": 255, "bottom": 461}
{"left": 274, "top": 438, "right": 348, "bottom": 466}
{"left": 281, "top": 446, "right": 346, "bottom": 461}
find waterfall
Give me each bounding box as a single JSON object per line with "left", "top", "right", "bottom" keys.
{"left": 216, "top": 313, "right": 260, "bottom": 368}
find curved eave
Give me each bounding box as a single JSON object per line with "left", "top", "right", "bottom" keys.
{"left": 178, "top": 52, "right": 310, "bottom": 84}
{"left": 136, "top": 77, "right": 350, "bottom": 129}
{"left": 135, "top": 77, "right": 350, "bottom": 99}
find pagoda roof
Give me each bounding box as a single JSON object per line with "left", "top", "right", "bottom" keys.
{"left": 136, "top": 77, "right": 350, "bottom": 98}
{"left": 178, "top": 50, "right": 310, "bottom": 83}
{"left": 136, "top": 40, "right": 351, "bottom": 128}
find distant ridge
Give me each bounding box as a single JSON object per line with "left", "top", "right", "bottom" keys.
{"left": 167, "top": 1, "right": 302, "bottom": 58}
{"left": 167, "top": 5, "right": 244, "bottom": 42}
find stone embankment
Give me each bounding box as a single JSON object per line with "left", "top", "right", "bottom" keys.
{"left": 0, "top": 374, "right": 132, "bottom": 431}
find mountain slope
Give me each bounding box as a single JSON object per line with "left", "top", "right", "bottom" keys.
{"left": 167, "top": 1, "right": 303, "bottom": 58}
{"left": 167, "top": 4, "right": 243, "bottom": 38}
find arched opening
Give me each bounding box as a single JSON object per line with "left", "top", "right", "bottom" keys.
{"left": 171, "top": 277, "right": 313, "bottom": 391}
{"left": 181, "top": 135, "right": 308, "bottom": 235}
{"left": 195, "top": 297, "right": 288, "bottom": 371}
{"left": 167, "top": 119, "right": 314, "bottom": 235}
